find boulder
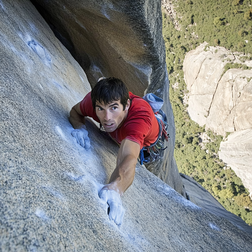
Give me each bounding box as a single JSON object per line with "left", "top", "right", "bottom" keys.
{"left": 183, "top": 42, "right": 252, "bottom": 195}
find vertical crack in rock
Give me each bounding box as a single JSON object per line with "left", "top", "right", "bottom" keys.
{"left": 206, "top": 65, "right": 222, "bottom": 117}
{"left": 233, "top": 117, "right": 237, "bottom": 132}
{"left": 231, "top": 52, "right": 237, "bottom": 61}
{"left": 230, "top": 74, "right": 249, "bottom": 132}
{"left": 189, "top": 57, "right": 207, "bottom": 92}
{"left": 231, "top": 80, "right": 236, "bottom": 131}
{"left": 219, "top": 81, "right": 235, "bottom": 132}
{"left": 220, "top": 80, "right": 236, "bottom": 133}
{"left": 195, "top": 58, "right": 206, "bottom": 81}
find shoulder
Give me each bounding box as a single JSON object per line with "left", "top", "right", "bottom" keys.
{"left": 79, "top": 92, "right": 91, "bottom": 114}
{"left": 80, "top": 92, "right": 92, "bottom": 105}
{"left": 79, "top": 92, "right": 99, "bottom": 122}
{"left": 128, "top": 92, "right": 153, "bottom": 116}
{"left": 122, "top": 92, "right": 153, "bottom": 130}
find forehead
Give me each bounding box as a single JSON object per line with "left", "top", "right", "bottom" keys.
{"left": 95, "top": 99, "right": 122, "bottom": 107}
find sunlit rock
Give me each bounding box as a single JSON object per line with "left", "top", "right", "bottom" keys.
{"left": 184, "top": 42, "right": 252, "bottom": 195}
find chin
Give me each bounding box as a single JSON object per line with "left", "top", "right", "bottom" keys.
{"left": 105, "top": 127, "right": 116, "bottom": 133}
{"left": 103, "top": 124, "right": 117, "bottom": 132}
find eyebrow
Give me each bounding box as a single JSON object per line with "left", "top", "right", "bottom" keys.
{"left": 95, "top": 105, "right": 103, "bottom": 109}
{"left": 109, "top": 102, "right": 119, "bottom": 107}
{"left": 95, "top": 102, "right": 119, "bottom": 109}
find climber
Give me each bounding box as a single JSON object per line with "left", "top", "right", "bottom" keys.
{"left": 69, "top": 77, "right": 168, "bottom": 226}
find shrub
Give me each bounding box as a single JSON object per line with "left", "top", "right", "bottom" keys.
{"left": 186, "top": 0, "right": 193, "bottom": 4}
{"left": 232, "top": 0, "right": 242, "bottom": 6}
{"left": 237, "top": 41, "right": 245, "bottom": 49}
{"left": 244, "top": 9, "right": 252, "bottom": 20}
{"left": 213, "top": 17, "right": 225, "bottom": 26}
{"left": 214, "top": 38, "right": 220, "bottom": 46}
{"left": 238, "top": 29, "right": 248, "bottom": 37}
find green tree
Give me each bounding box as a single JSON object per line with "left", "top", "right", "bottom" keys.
{"left": 238, "top": 29, "right": 248, "bottom": 37}
{"left": 214, "top": 38, "right": 220, "bottom": 46}
{"left": 213, "top": 17, "right": 225, "bottom": 26}
{"left": 232, "top": 0, "right": 242, "bottom": 6}
{"left": 244, "top": 9, "right": 252, "bottom": 20}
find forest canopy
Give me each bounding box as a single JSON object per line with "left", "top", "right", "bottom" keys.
{"left": 162, "top": 0, "right": 252, "bottom": 226}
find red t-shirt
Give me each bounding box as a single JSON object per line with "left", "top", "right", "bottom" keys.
{"left": 79, "top": 92, "right": 159, "bottom": 149}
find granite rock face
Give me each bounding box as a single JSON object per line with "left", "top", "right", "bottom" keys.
{"left": 31, "top": 0, "right": 184, "bottom": 195}
{"left": 219, "top": 129, "right": 252, "bottom": 198}
{"left": 1, "top": 0, "right": 252, "bottom": 250}
{"left": 183, "top": 42, "right": 252, "bottom": 195}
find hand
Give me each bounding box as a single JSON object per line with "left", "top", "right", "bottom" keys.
{"left": 71, "top": 127, "right": 90, "bottom": 150}
{"left": 98, "top": 187, "right": 125, "bottom": 226}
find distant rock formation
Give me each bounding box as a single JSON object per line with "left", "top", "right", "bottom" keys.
{"left": 183, "top": 42, "right": 252, "bottom": 195}
{"left": 219, "top": 130, "right": 252, "bottom": 198}
{"left": 31, "top": 0, "right": 184, "bottom": 195}
{"left": 1, "top": 1, "right": 252, "bottom": 250}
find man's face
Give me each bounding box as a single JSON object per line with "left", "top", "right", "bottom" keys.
{"left": 95, "top": 99, "right": 130, "bottom": 132}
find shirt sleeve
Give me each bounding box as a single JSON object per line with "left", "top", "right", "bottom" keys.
{"left": 123, "top": 115, "right": 152, "bottom": 149}
{"left": 79, "top": 92, "right": 100, "bottom": 122}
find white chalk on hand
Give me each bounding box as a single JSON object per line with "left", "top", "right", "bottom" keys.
{"left": 71, "top": 127, "right": 90, "bottom": 150}
{"left": 98, "top": 188, "right": 125, "bottom": 226}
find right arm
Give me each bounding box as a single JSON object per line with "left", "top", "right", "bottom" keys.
{"left": 69, "top": 102, "right": 85, "bottom": 129}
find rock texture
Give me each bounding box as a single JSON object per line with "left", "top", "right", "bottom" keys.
{"left": 219, "top": 130, "right": 252, "bottom": 198}
{"left": 1, "top": 0, "right": 252, "bottom": 250}
{"left": 31, "top": 0, "right": 184, "bottom": 195}
{"left": 183, "top": 42, "right": 252, "bottom": 195}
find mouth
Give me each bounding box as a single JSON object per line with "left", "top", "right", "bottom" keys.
{"left": 103, "top": 122, "right": 115, "bottom": 130}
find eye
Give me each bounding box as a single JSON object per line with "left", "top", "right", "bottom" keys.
{"left": 111, "top": 106, "right": 118, "bottom": 110}
{"left": 96, "top": 107, "right": 103, "bottom": 111}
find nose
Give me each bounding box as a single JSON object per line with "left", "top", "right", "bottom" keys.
{"left": 104, "top": 110, "right": 111, "bottom": 121}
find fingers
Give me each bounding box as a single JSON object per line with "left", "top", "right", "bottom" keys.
{"left": 79, "top": 134, "right": 85, "bottom": 148}
{"left": 98, "top": 188, "right": 108, "bottom": 202}
{"left": 108, "top": 201, "right": 125, "bottom": 226}
{"left": 84, "top": 137, "right": 90, "bottom": 149}
{"left": 71, "top": 128, "right": 90, "bottom": 150}
{"left": 98, "top": 188, "right": 125, "bottom": 226}
{"left": 81, "top": 128, "right": 90, "bottom": 150}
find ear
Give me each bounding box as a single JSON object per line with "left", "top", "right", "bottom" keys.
{"left": 125, "top": 99, "right": 130, "bottom": 111}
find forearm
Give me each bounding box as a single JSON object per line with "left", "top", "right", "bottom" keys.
{"left": 107, "top": 154, "right": 137, "bottom": 195}
{"left": 98, "top": 139, "right": 139, "bottom": 226}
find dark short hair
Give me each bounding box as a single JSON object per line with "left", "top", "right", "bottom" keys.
{"left": 91, "top": 77, "right": 129, "bottom": 110}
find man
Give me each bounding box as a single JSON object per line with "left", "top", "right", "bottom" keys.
{"left": 69, "top": 77, "right": 167, "bottom": 226}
